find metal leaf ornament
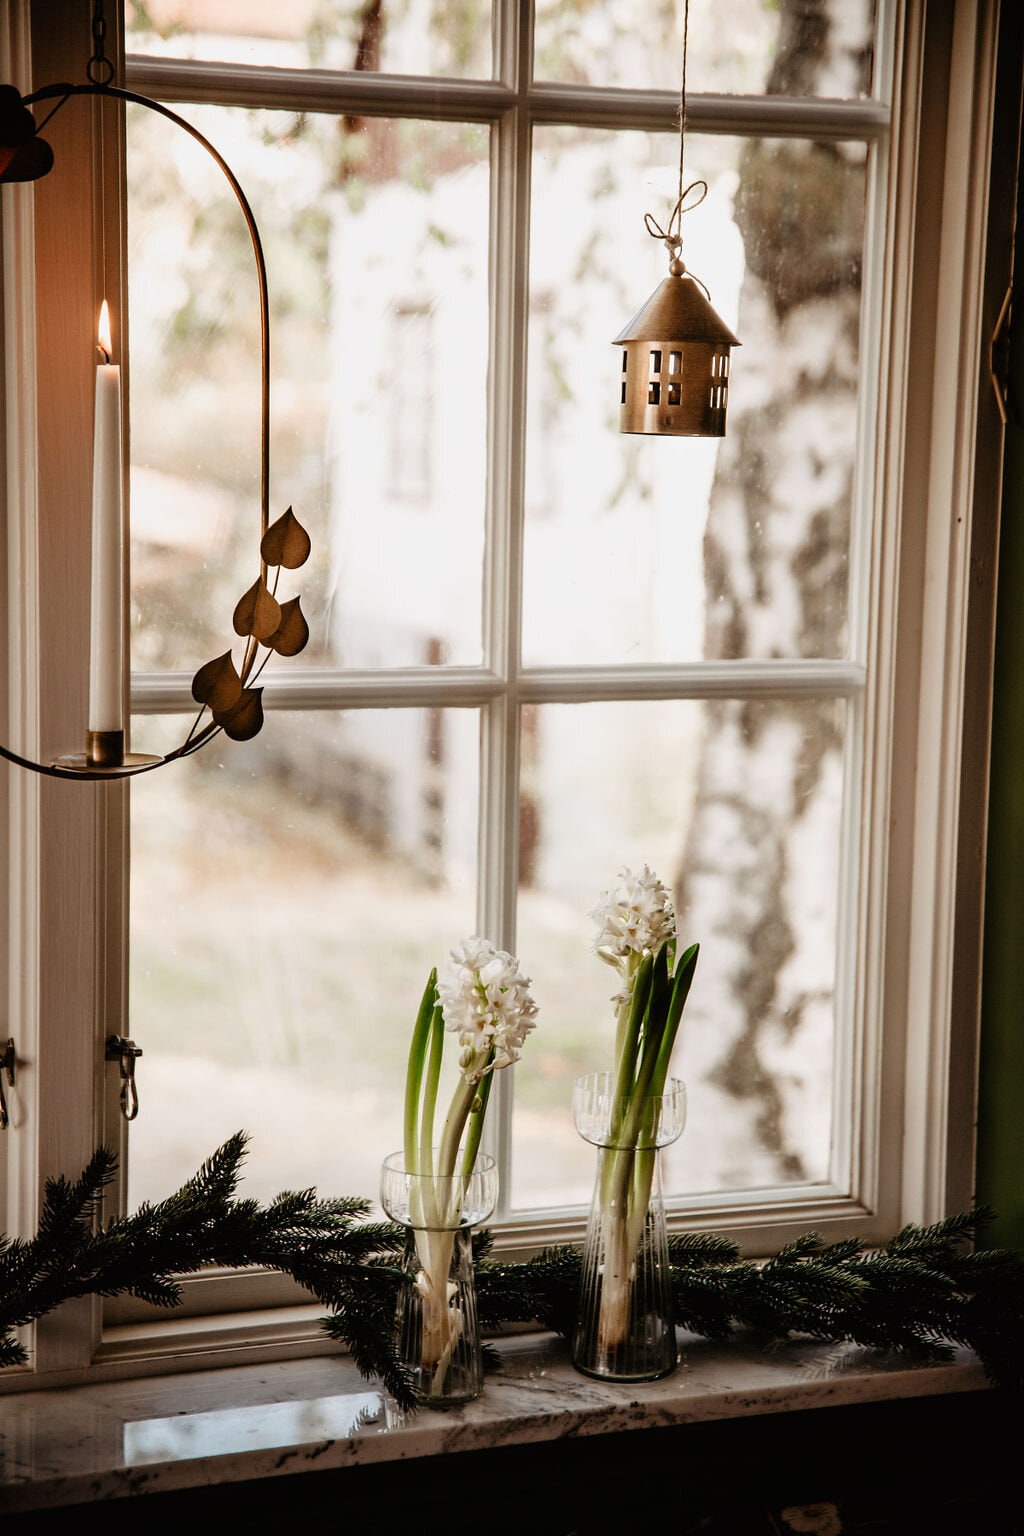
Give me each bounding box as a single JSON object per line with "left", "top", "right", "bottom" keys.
{"left": 233, "top": 577, "right": 282, "bottom": 643}
{"left": 191, "top": 651, "right": 243, "bottom": 714}
{"left": 260, "top": 506, "right": 311, "bottom": 569}
{"left": 215, "top": 688, "right": 265, "bottom": 743}
{"left": 0, "top": 86, "right": 54, "bottom": 183}
{"left": 265, "top": 597, "right": 309, "bottom": 657}
{"left": 190, "top": 506, "right": 311, "bottom": 747}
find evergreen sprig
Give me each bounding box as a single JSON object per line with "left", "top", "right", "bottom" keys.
{"left": 0, "top": 1133, "right": 415, "bottom": 1408}
{"left": 2, "top": 1139, "right": 1022, "bottom": 1406}
{"left": 476, "top": 1212, "right": 1024, "bottom": 1388}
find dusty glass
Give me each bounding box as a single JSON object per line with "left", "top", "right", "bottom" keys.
{"left": 126, "top": 0, "right": 493, "bottom": 80}
{"left": 534, "top": 0, "right": 876, "bottom": 98}
{"left": 127, "top": 708, "right": 480, "bottom": 1208}
{"left": 522, "top": 126, "right": 866, "bottom": 666}
{"left": 127, "top": 103, "right": 490, "bottom": 674}
{"left": 512, "top": 695, "right": 846, "bottom": 1211}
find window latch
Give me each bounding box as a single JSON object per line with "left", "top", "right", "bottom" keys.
{"left": 0, "top": 1038, "right": 14, "bottom": 1130}
{"left": 105, "top": 1035, "right": 143, "bottom": 1122}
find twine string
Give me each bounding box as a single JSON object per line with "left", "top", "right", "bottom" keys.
{"left": 677, "top": 0, "right": 689, "bottom": 208}
{"left": 643, "top": 179, "right": 707, "bottom": 248}
{"left": 642, "top": 0, "right": 706, "bottom": 270}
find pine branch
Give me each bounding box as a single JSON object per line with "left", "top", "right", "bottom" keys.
{"left": 476, "top": 1213, "right": 1024, "bottom": 1388}
{"left": 668, "top": 1231, "right": 741, "bottom": 1266}
{"left": 2, "top": 1139, "right": 1020, "bottom": 1408}
{"left": 0, "top": 1135, "right": 415, "bottom": 1408}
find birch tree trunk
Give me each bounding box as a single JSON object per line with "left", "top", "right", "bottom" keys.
{"left": 675, "top": 0, "right": 873, "bottom": 1190}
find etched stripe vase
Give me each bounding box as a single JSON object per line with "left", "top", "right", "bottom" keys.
{"left": 380, "top": 1150, "right": 498, "bottom": 1407}
{"left": 570, "top": 1072, "right": 686, "bottom": 1382}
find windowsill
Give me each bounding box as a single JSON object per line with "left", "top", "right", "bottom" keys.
{"left": 0, "top": 1331, "right": 991, "bottom": 1514}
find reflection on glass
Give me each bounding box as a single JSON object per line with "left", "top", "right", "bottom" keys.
{"left": 127, "top": 105, "right": 489, "bottom": 673}
{"left": 126, "top": 0, "right": 493, "bottom": 80}
{"left": 125, "top": 1393, "right": 385, "bottom": 1465}
{"left": 512, "top": 697, "right": 845, "bottom": 1210}
{"left": 128, "top": 709, "right": 479, "bottom": 1207}
{"left": 534, "top": 0, "right": 876, "bottom": 98}
{"left": 522, "top": 128, "right": 864, "bottom": 666}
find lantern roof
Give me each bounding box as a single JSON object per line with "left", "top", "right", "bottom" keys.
{"left": 613, "top": 273, "right": 740, "bottom": 347}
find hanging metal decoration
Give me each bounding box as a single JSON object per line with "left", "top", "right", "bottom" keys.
{"left": 0, "top": 7, "right": 310, "bottom": 780}
{"left": 614, "top": 0, "right": 740, "bottom": 438}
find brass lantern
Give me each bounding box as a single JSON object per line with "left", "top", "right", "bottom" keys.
{"left": 615, "top": 259, "right": 740, "bottom": 438}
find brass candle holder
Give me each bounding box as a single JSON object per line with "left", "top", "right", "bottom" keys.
{"left": 0, "top": 25, "right": 310, "bottom": 782}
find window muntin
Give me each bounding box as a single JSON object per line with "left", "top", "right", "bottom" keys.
{"left": 120, "top": 0, "right": 886, "bottom": 1237}
{"left": 2, "top": 0, "right": 1007, "bottom": 1389}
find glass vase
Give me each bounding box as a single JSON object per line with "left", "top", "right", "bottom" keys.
{"left": 571, "top": 1071, "right": 686, "bottom": 1382}
{"left": 380, "top": 1150, "right": 497, "bottom": 1408}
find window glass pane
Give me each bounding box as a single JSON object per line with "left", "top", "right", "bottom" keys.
{"left": 534, "top": 0, "right": 876, "bottom": 98}
{"left": 513, "top": 696, "right": 846, "bottom": 1210}
{"left": 127, "top": 105, "right": 489, "bottom": 674}
{"left": 522, "top": 128, "right": 865, "bottom": 665}
{"left": 128, "top": 708, "right": 480, "bottom": 1206}
{"left": 126, "top": 0, "right": 493, "bottom": 80}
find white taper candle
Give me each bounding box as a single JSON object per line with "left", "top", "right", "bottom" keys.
{"left": 88, "top": 300, "right": 124, "bottom": 743}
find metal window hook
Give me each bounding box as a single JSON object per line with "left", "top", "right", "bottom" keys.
{"left": 0, "top": 1039, "right": 15, "bottom": 1130}
{"left": 105, "top": 1035, "right": 143, "bottom": 1121}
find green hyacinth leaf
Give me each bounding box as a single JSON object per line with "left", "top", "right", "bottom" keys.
{"left": 190, "top": 650, "right": 243, "bottom": 712}
{"left": 265, "top": 596, "right": 309, "bottom": 657}
{"left": 260, "top": 507, "right": 311, "bottom": 570}
{"left": 213, "top": 686, "right": 265, "bottom": 742}
{"left": 232, "top": 577, "right": 282, "bottom": 642}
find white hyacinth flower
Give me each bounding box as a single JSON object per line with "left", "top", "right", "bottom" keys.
{"left": 590, "top": 864, "right": 676, "bottom": 965}
{"left": 437, "top": 937, "right": 538, "bottom": 1083}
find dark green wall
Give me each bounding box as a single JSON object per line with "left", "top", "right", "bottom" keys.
{"left": 978, "top": 106, "right": 1024, "bottom": 1249}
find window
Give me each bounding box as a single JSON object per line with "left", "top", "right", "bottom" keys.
{"left": 1, "top": 0, "right": 1014, "bottom": 1382}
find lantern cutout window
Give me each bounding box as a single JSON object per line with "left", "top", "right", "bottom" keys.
{"left": 615, "top": 271, "right": 739, "bottom": 438}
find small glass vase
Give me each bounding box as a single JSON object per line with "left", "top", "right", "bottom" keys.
{"left": 571, "top": 1071, "right": 686, "bottom": 1382}
{"left": 380, "top": 1150, "right": 498, "bottom": 1408}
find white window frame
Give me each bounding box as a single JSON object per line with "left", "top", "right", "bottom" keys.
{"left": 1, "top": 0, "right": 1013, "bottom": 1386}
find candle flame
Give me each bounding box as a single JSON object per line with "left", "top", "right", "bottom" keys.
{"left": 97, "top": 300, "right": 112, "bottom": 362}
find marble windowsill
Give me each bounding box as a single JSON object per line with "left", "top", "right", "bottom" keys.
{"left": 0, "top": 1331, "right": 991, "bottom": 1514}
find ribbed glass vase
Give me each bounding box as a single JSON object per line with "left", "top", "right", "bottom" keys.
{"left": 570, "top": 1072, "right": 686, "bottom": 1382}
{"left": 380, "top": 1151, "right": 497, "bottom": 1408}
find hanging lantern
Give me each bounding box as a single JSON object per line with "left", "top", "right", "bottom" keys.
{"left": 614, "top": 0, "right": 740, "bottom": 439}
{"left": 615, "top": 259, "right": 739, "bottom": 437}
